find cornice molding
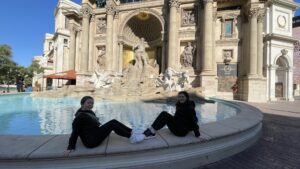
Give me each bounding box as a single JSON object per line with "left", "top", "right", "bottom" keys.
{"left": 264, "top": 33, "right": 298, "bottom": 43}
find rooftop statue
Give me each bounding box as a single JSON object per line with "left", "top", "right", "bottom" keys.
{"left": 96, "top": 0, "right": 106, "bottom": 8}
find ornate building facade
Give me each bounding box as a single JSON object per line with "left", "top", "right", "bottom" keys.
{"left": 37, "top": 0, "right": 298, "bottom": 102}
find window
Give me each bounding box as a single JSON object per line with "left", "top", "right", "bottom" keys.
{"left": 225, "top": 20, "right": 233, "bottom": 37}
{"left": 120, "top": 0, "right": 142, "bottom": 3}
{"left": 64, "top": 39, "right": 68, "bottom": 44}
{"left": 48, "top": 42, "right": 53, "bottom": 51}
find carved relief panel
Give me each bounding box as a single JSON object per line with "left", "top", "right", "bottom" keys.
{"left": 223, "top": 49, "right": 233, "bottom": 64}
{"left": 96, "top": 18, "right": 107, "bottom": 34}
{"left": 181, "top": 8, "right": 196, "bottom": 26}
{"left": 272, "top": 6, "right": 291, "bottom": 35}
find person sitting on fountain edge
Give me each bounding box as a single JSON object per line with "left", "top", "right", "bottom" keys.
{"left": 143, "top": 91, "right": 200, "bottom": 139}
{"left": 64, "top": 96, "right": 145, "bottom": 156}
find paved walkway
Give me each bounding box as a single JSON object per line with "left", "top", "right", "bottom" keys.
{"left": 198, "top": 97, "right": 300, "bottom": 169}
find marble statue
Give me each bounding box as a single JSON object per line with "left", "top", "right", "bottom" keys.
{"left": 96, "top": 0, "right": 106, "bottom": 8}
{"left": 156, "top": 68, "right": 190, "bottom": 92}
{"left": 90, "top": 69, "right": 120, "bottom": 88}
{"left": 155, "top": 67, "right": 176, "bottom": 91}
{"left": 181, "top": 42, "right": 195, "bottom": 67}
{"left": 96, "top": 46, "right": 106, "bottom": 69}
{"left": 133, "top": 37, "right": 148, "bottom": 69}
{"left": 176, "top": 70, "right": 190, "bottom": 91}
{"left": 96, "top": 18, "right": 106, "bottom": 34}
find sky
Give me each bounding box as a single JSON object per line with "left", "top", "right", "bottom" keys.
{"left": 0, "top": 0, "right": 300, "bottom": 67}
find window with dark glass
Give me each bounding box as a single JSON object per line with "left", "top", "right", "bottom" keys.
{"left": 120, "top": 0, "right": 142, "bottom": 3}
{"left": 225, "top": 20, "right": 233, "bottom": 37}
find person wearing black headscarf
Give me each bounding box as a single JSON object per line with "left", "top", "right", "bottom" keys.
{"left": 143, "top": 91, "right": 200, "bottom": 138}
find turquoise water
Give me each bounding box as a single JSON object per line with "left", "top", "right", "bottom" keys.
{"left": 0, "top": 94, "right": 238, "bottom": 135}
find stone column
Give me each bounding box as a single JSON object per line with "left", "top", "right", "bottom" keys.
{"left": 202, "top": 0, "right": 214, "bottom": 73}
{"left": 248, "top": 8, "right": 258, "bottom": 76}
{"left": 118, "top": 41, "right": 124, "bottom": 73}
{"left": 105, "top": 3, "right": 115, "bottom": 71}
{"left": 257, "top": 9, "right": 265, "bottom": 77}
{"left": 196, "top": 3, "right": 203, "bottom": 71}
{"left": 161, "top": 39, "right": 167, "bottom": 72}
{"left": 167, "top": 0, "right": 180, "bottom": 69}
{"left": 80, "top": 5, "right": 91, "bottom": 73}
{"left": 113, "top": 10, "right": 119, "bottom": 72}
{"left": 88, "top": 14, "right": 95, "bottom": 72}
{"left": 69, "top": 24, "right": 77, "bottom": 70}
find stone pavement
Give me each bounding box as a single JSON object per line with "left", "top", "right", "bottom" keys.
{"left": 197, "top": 97, "right": 300, "bottom": 169}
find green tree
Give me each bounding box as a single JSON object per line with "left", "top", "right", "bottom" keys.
{"left": 0, "top": 44, "right": 18, "bottom": 92}
{"left": 0, "top": 45, "right": 12, "bottom": 58}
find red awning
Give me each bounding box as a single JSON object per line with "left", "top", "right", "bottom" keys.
{"left": 44, "top": 70, "right": 76, "bottom": 80}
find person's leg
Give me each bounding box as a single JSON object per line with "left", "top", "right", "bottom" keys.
{"left": 166, "top": 120, "right": 189, "bottom": 137}
{"left": 144, "top": 111, "right": 174, "bottom": 137}
{"left": 151, "top": 111, "right": 174, "bottom": 130}
{"left": 100, "top": 119, "right": 132, "bottom": 138}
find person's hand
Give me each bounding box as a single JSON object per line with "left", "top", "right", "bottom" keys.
{"left": 63, "top": 149, "right": 75, "bottom": 156}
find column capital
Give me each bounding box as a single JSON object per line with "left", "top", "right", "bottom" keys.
{"left": 81, "top": 6, "right": 92, "bottom": 18}
{"left": 257, "top": 9, "right": 266, "bottom": 23}
{"left": 213, "top": 7, "right": 218, "bottom": 21}
{"left": 203, "top": 0, "right": 214, "bottom": 4}
{"left": 169, "top": 0, "right": 180, "bottom": 10}
{"left": 69, "top": 25, "right": 79, "bottom": 33}
{"left": 118, "top": 40, "right": 124, "bottom": 45}
{"left": 90, "top": 14, "right": 96, "bottom": 22}
{"left": 114, "top": 9, "right": 120, "bottom": 19}
{"left": 106, "top": 2, "right": 116, "bottom": 15}
{"left": 248, "top": 8, "right": 259, "bottom": 19}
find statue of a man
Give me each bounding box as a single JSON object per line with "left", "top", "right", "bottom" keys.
{"left": 96, "top": 0, "right": 106, "bottom": 8}
{"left": 182, "top": 42, "right": 194, "bottom": 67}
{"left": 133, "top": 37, "right": 147, "bottom": 68}
{"left": 96, "top": 46, "right": 106, "bottom": 70}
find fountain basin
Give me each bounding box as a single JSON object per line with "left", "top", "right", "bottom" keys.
{"left": 0, "top": 98, "right": 262, "bottom": 169}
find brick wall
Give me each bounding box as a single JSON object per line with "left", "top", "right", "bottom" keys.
{"left": 293, "top": 27, "right": 300, "bottom": 84}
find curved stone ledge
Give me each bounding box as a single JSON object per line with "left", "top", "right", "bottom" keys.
{"left": 0, "top": 101, "right": 263, "bottom": 169}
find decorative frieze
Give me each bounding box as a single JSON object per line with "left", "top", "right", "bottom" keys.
{"left": 179, "top": 29, "right": 196, "bottom": 38}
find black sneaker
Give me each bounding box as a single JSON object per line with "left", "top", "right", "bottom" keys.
{"left": 143, "top": 128, "right": 156, "bottom": 139}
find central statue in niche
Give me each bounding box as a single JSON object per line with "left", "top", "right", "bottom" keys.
{"left": 122, "top": 37, "right": 159, "bottom": 90}
{"left": 133, "top": 37, "right": 148, "bottom": 69}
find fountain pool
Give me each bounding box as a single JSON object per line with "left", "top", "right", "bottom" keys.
{"left": 0, "top": 93, "right": 238, "bottom": 135}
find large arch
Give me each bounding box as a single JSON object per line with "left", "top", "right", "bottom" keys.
{"left": 118, "top": 8, "right": 165, "bottom": 71}
{"left": 119, "top": 8, "right": 165, "bottom": 39}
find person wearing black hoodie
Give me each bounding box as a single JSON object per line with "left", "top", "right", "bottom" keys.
{"left": 143, "top": 91, "right": 200, "bottom": 138}
{"left": 64, "top": 96, "right": 144, "bottom": 156}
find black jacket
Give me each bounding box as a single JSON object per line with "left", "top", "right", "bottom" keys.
{"left": 174, "top": 100, "right": 200, "bottom": 137}
{"left": 67, "top": 109, "right": 100, "bottom": 150}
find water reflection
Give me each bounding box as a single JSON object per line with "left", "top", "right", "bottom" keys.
{"left": 0, "top": 94, "right": 238, "bottom": 135}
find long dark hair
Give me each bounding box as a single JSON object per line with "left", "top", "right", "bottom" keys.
{"left": 75, "top": 96, "right": 94, "bottom": 117}
{"left": 176, "top": 91, "right": 195, "bottom": 108}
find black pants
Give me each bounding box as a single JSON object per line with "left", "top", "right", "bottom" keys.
{"left": 82, "top": 119, "right": 132, "bottom": 148}
{"left": 151, "top": 111, "right": 189, "bottom": 136}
